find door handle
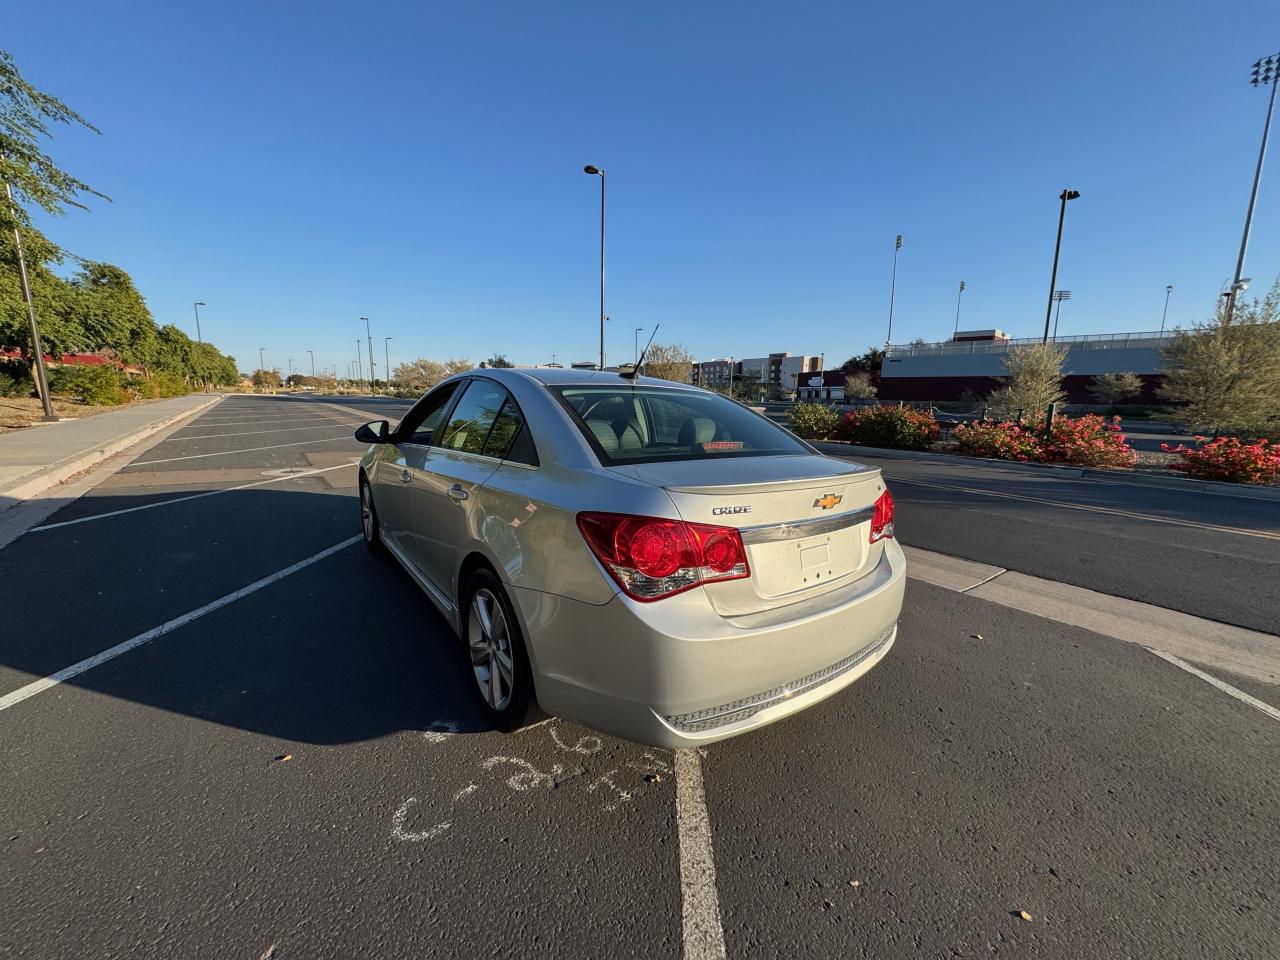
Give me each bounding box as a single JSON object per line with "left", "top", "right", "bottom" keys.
{"left": 399, "top": 470, "right": 412, "bottom": 483}
{"left": 448, "top": 484, "right": 469, "bottom": 501}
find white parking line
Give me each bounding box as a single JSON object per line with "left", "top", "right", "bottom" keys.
{"left": 1147, "top": 649, "right": 1280, "bottom": 724}
{"left": 0, "top": 536, "right": 362, "bottom": 713}
{"left": 675, "top": 749, "right": 727, "bottom": 960}
{"left": 30, "top": 463, "right": 357, "bottom": 533}
{"left": 892, "top": 476, "right": 1280, "bottom": 542}
{"left": 174, "top": 417, "right": 345, "bottom": 429}
{"left": 127, "top": 436, "right": 355, "bottom": 467}
{"left": 170, "top": 423, "right": 351, "bottom": 441}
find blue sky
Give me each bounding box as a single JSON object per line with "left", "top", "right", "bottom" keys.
{"left": 9, "top": 0, "right": 1280, "bottom": 375}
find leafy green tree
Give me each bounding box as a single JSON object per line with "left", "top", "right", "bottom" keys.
{"left": 486, "top": 354, "right": 514, "bottom": 368}
{"left": 252, "top": 368, "right": 282, "bottom": 389}
{"left": 641, "top": 342, "right": 694, "bottom": 383}
{"left": 987, "top": 342, "right": 1067, "bottom": 420}
{"left": 1159, "top": 280, "right": 1280, "bottom": 435}
{"left": 1089, "top": 371, "right": 1143, "bottom": 405}
{"left": 840, "top": 347, "right": 884, "bottom": 374}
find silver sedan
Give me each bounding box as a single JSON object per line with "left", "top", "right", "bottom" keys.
{"left": 356, "top": 367, "right": 905, "bottom": 746}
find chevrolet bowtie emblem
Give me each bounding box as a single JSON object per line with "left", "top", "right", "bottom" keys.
{"left": 813, "top": 493, "right": 842, "bottom": 510}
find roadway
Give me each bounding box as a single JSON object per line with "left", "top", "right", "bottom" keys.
{"left": 1, "top": 393, "right": 1277, "bottom": 959}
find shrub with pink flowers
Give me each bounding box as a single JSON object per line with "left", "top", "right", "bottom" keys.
{"left": 831, "top": 406, "right": 940, "bottom": 450}
{"left": 952, "top": 414, "right": 1136, "bottom": 468}
{"left": 1038, "top": 414, "right": 1138, "bottom": 468}
{"left": 1161, "top": 436, "right": 1280, "bottom": 485}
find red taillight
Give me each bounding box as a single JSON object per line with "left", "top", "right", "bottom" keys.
{"left": 870, "top": 488, "right": 895, "bottom": 543}
{"left": 577, "top": 512, "right": 750, "bottom": 601}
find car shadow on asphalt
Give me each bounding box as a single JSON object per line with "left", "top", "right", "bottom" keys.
{"left": 0, "top": 485, "right": 497, "bottom": 743}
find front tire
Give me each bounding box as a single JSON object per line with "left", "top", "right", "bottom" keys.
{"left": 463, "top": 568, "right": 539, "bottom": 732}
{"left": 359, "top": 475, "right": 382, "bottom": 551}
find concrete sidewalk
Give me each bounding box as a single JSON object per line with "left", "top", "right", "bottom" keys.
{"left": 0, "top": 393, "right": 221, "bottom": 510}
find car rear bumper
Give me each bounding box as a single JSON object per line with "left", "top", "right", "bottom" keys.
{"left": 509, "top": 538, "right": 906, "bottom": 747}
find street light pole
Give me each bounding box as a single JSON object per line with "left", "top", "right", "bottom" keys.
{"left": 634, "top": 327, "right": 643, "bottom": 365}
{"left": 362, "top": 317, "right": 376, "bottom": 393}
{"left": 308, "top": 349, "right": 315, "bottom": 378}
{"left": 3, "top": 171, "right": 56, "bottom": 420}
{"left": 259, "top": 347, "right": 265, "bottom": 373}
{"left": 355, "top": 341, "right": 363, "bottom": 393}
{"left": 384, "top": 337, "right": 393, "bottom": 391}
{"left": 584, "top": 165, "right": 606, "bottom": 369}
{"left": 1224, "top": 53, "right": 1279, "bottom": 324}
{"left": 1160, "top": 285, "right": 1173, "bottom": 334}
{"left": 1042, "top": 189, "right": 1081, "bottom": 342}
{"left": 886, "top": 234, "right": 903, "bottom": 346}
{"left": 1051, "top": 289, "right": 1072, "bottom": 340}
{"left": 953, "top": 280, "right": 966, "bottom": 336}
{"left": 193, "top": 301, "right": 206, "bottom": 343}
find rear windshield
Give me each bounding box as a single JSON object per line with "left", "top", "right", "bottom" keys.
{"left": 551, "top": 384, "right": 811, "bottom": 466}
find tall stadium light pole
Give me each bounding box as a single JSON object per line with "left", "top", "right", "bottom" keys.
{"left": 634, "top": 327, "right": 643, "bottom": 365}
{"left": 384, "top": 337, "right": 393, "bottom": 390}
{"left": 259, "top": 347, "right": 265, "bottom": 372}
{"left": 1160, "top": 285, "right": 1173, "bottom": 334}
{"left": 583, "top": 165, "right": 606, "bottom": 369}
{"left": 193, "top": 301, "right": 206, "bottom": 343}
{"left": 1225, "top": 53, "right": 1280, "bottom": 324}
{"left": 355, "top": 341, "right": 363, "bottom": 393}
{"left": 1051, "top": 289, "right": 1072, "bottom": 340}
{"left": 362, "top": 317, "right": 377, "bottom": 393}
{"left": 953, "top": 280, "right": 966, "bottom": 335}
{"left": 307, "top": 349, "right": 315, "bottom": 378}
{"left": 3, "top": 171, "right": 56, "bottom": 420}
{"left": 886, "top": 234, "right": 903, "bottom": 347}
{"left": 1042, "top": 189, "right": 1081, "bottom": 342}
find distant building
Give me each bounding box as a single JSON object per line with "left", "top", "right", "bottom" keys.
{"left": 879, "top": 330, "right": 1173, "bottom": 403}
{"left": 692, "top": 352, "right": 823, "bottom": 399}
{"left": 796, "top": 370, "right": 856, "bottom": 403}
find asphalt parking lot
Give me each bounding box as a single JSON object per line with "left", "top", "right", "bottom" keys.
{"left": 2, "top": 395, "right": 1278, "bottom": 959}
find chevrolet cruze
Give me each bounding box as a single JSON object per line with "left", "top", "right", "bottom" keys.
{"left": 355, "top": 367, "right": 905, "bottom": 746}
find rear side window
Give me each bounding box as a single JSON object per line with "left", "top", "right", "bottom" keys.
{"left": 439, "top": 381, "right": 507, "bottom": 454}
{"left": 437, "top": 379, "right": 539, "bottom": 465}
{"left": 552, "top": 385, "right": 809, "bottom": 466}
{"left": 483, "top": 398, "right": 538, "bottom": 466}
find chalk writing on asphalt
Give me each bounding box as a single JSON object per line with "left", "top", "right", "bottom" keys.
{"left": 391, "top": 722, "right": 672, "bottom": 842}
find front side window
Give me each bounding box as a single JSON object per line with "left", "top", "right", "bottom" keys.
{"left": 552, "top": 385, "right": 810, "bottom": 466}
{"left": 438, "top": 380, "right": 509, "bottom": 455}
{"left": 397, "top": 381, "right": 461, "bottom": 446}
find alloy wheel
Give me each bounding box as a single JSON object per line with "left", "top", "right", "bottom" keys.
{"left": 468, "top": 588, "right": 515, "bottom": 711}
{"left": 360, "top": 483, "right": 374, "bottom": 541}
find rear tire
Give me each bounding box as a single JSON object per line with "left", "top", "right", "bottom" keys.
{"left": 462, "top": 568, "right": 540, "bottom": 732}
{"left": 359, "top": 475, "right": 382, "bottom": 551}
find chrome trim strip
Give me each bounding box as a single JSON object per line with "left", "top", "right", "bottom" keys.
{"left": 382, "top": 535, "right": 456, "bottom": 614}
{"left": 739, "top": 506, "right": 874, "bottom": 545}
{"left": 663, "top": 624, "right": 896, "bottom": 733}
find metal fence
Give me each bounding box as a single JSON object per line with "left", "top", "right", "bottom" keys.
{"left": 886, "top": 331, "right": 1176, "bottom": 359}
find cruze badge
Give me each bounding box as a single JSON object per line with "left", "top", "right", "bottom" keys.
{"left": 813, "top": 493, "right": 842, "bottom": 510}
{"left": 712, "top": 505, "right": 751, "bottom": 515}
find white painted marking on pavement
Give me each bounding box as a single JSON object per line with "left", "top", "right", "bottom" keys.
{"left": 675, "top": 748, "right": 727, "bottom": 960}
{"left": 127, "top": 435, "right": 354, "bottom": 466}
{"left": 30, "top": 463, "right": 356, "bottom": 532}
{"left": 892, "top": 476, "right": 1280, "bottom": 542}
{"left": 172, "top": 423, "right": 351, "bottom": 441}
{"left": 0, "top": 536, "right": 362, "bottom": 713}
{"left": 1147, "top": 649, "right": 1280, "bottom": 724}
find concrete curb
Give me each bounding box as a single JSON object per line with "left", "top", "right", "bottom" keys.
{"left": 0, "top": 394, "right": 223, "bottom": 506}
{"left": 813, "top": 440, "right": 1280, "bottom": 502}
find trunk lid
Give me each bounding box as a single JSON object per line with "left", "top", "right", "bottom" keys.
{"left": 610, "top": 454, "right": 888, "bottom": 616}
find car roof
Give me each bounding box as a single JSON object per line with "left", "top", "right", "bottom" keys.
{"left": 471, "top": 366, "right": 700, "bottom": 390}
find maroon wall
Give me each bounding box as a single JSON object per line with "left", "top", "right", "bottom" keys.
{"left": 877, "top": 374, "right": 1165, "bottom": 404}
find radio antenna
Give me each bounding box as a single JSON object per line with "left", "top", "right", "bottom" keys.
{"left": 620, "top": 324, "right": 660, "bottom": 380}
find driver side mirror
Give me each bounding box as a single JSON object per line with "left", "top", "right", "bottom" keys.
{"left": 354, "top": 420, "right": 391, "bottom": 443}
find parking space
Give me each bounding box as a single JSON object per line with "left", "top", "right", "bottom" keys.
{"left": 1, "top": 396, "right": 1277, "bottom": 959}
